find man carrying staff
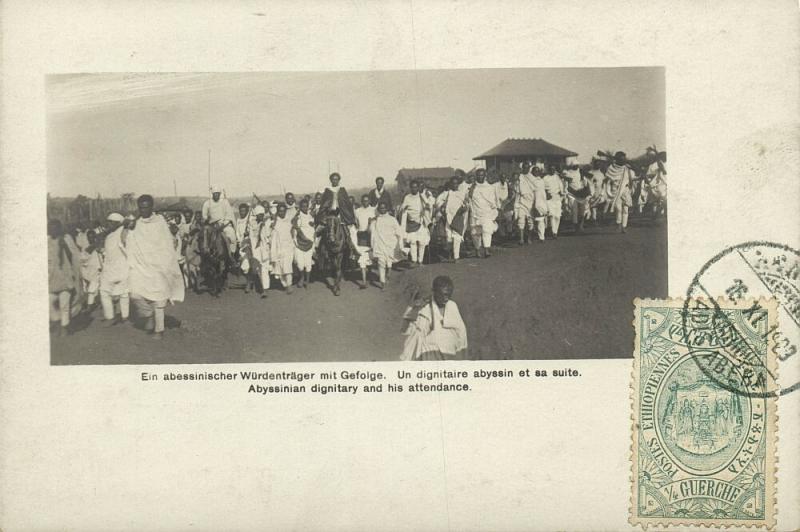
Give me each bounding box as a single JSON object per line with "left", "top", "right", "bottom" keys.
{"left": 604, "top": 151, "right": 634, "bottom": 233}
{"left": 368, "top": 176, "right": 393, "bottom": 214}
{"left": 126, "top": 194, "right": 184, "bottom": 340}
{"left": 202, "top": 185, "right": 236, "bottom": 254}
{"left": 99, "top": 212, "right": 130, "bottom": 325}
{"left": 468, "top": 168, "right": 499, "bottom": 258}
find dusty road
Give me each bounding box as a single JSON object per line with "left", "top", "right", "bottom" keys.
{"left": 51, "top": 218, "right": 667, "bottom": 364}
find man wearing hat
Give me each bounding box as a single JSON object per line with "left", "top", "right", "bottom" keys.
{"left": 202, "top": 185, "right": 236, "bottom": 253}
{"left": 99, "top": 212, "right": 130, "bottom": 324}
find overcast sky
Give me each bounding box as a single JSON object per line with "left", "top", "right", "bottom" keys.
{"left": 47, "top": 68, "right": 664, "bottom": 198}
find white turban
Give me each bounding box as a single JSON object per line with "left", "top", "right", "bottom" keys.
{"left": 210, "top": 185, "right": 222, "bottom": 193}
{"left": 106, "top": 212, "right": 124, "bottom": 222}
{"left": 252, "top": 205, "right": 266, "bottom": 215}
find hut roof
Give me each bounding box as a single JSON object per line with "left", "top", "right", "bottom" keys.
{"left": 474, "top": 138, "right": 577, "bottom": 160}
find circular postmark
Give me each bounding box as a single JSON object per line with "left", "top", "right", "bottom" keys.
{"left": 682, "top": 241, "right": 799, "bottom": 398}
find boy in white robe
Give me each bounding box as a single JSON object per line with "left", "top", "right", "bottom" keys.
{"left": 270, "top": 203, "right": 296, "bottom": 293}
{"left": 543, "top": 165, "right": 565, "bottom": 238}
{"left": 354, "top": 195, "right": 376, "bottom": 289}
{"left": 401, "top": 275, "right": 468, "bottom": 361}
{"left": 79, "top": 230, "right": 102, "bottom": 307}
{"left": 468, "top": 169, "right": 499, "bottom": 258}
{"left": 99, "top": 213, "right": 130, "bottom": 324}
{"left": 126, "top": 194, "right": 184, "bottom": 339}
{"left": 370, "top": 201, "right": 403, "bottom": 289}
{"left": 292, "top": 199, "right": 315, "bottom": 289}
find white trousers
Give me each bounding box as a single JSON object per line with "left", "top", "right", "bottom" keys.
{"left": 534, "top": 217, "right": 546, "bottom": 241}
{"left": 616, "top": 205, "right": 629, "bottom": 227}
{"left": 548, "top": 215, "right": 561, "bottom": 236}
{"left": 100, "top": 291, "right": 130, "bottom": 320}
{"left": 409, "top": 242, "right": 426, "bottom": 264}
{"left": 471, "top": 222, "right": 495, "bottom": 249}
{"left": 447, "top": 229, "right": 463, "bottom": 259}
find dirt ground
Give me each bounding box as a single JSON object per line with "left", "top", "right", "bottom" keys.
{"left": 51, "top": 217, "right": 667, "bottom": 365}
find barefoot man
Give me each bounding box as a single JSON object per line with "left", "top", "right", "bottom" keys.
{"left": 468, "top": 168, "right": 499, "bottom": 258}
{"left": 370, "top": 201, "right": 403, "bottom": 290}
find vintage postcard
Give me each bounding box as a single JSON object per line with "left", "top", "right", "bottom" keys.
{"left": 1, "top": 1, "right": 798, "bottom": 531}
{"left": 632, "top": 298, "right": 778, "bottom": 529}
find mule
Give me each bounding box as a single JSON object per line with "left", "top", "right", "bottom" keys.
{"left": 317, "top": 214, "right": 349, "bottom": 296}
{"left": 199, "top": 223, "right": 231, "bottom": 296}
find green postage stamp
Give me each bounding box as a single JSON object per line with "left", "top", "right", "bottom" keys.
{"left": 631, "top": 298, "right": 777, "bottom": 529}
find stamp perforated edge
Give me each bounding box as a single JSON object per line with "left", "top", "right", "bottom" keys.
{"left": 629, "top": 297, "right": 779, "bottom": 530}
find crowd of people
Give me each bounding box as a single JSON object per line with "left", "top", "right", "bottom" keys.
{"left": 48, "top": 150, "right": 666, "bottom": 359}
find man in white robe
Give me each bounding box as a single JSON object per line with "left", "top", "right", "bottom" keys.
{"left": 284, "top": 192, "right": 299, "bottom": 220}
{"left": 202, "top": 185, "right": 236, "bottom": 254}
{"left": 514, "top": 161, "right": 537, "bottom": 245}
{"left": 543, "top": 165, "right": 565, "bottom": 238}
{"left": 126, "top": 194, "right": 184, "bottom": 339}
{"left": 401, "top": 275, "right": 468, "bottom": 361}
{"left": 565, "top": 167, "right": 592, "bottom": 233}
{"left": 604, "top": 151, "right": 634, "bottom": 233}
{"left": 292, "top": 199, "right": 315, "bottom": 289}
{"left": 270, "top": 203, "right": 296, "bottom": 293}
{"left": 589, "top": 159, "right": 607, "bottom": 224}
{"left": 367, "top": 176, "right": 394, "bottom": 214}
{"left": 99, "top": 212, "right": 130, "bottom": 324}
{"left": 468, "top": 169, "right": 499, "bottom": 258}
{"left": 439, "top": 177, "right": 468, "bottom": 261}
{"left": 234, "top": 203, "right": 251, "bottom": 253}
{"left": 249, "top": 205, "right": 272, "bottom": 298}
{"left": 370, "top": 201, "right": 404, "bottom": 289}
{"left": 400, "top": 180, "right": 432, "bottom": 266}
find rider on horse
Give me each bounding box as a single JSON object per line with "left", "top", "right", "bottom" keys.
{"left": 201, "top": 185, "right": 237, "bottom": 254}
{"left": 314, "top": 172, "right": 361, "bottom": 258}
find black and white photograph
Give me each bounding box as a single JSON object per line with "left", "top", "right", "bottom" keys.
{"left": 46, "top": 68, "right": 667, "bottom": 364}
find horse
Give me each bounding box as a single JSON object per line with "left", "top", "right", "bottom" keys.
{"left": 317, "top": 214, "right": 349, "bottom": 296}
{"left": 198, "top": 222, "right": 231, "bottom": 296}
